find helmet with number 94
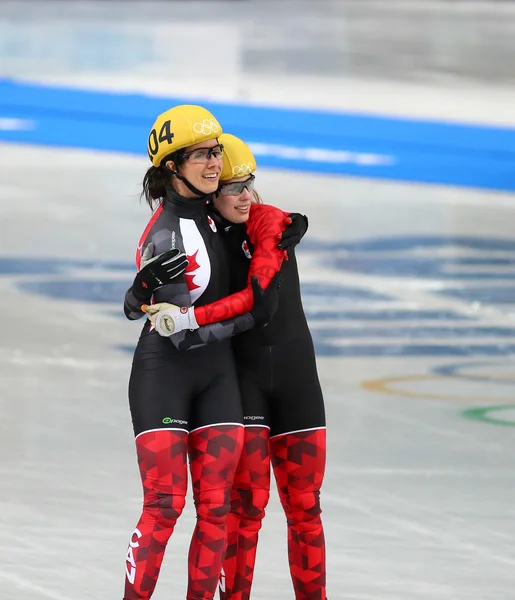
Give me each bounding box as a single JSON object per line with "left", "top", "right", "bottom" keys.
{"left": 147, "top": 105, "right": 223, "bottom": 167}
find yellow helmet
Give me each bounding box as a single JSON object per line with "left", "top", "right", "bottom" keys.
{"left": 219, "top": 133, "right": 256, "bottom": 181}
{"left": 147, "top": 105, "right": 222, "bottom": 167}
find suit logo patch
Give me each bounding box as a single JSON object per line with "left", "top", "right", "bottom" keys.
{"left": 208, "top": 216, "right": 217, "bottom": 233}
{"left": 242, "top": 240, "right": 252, "bottom": 259}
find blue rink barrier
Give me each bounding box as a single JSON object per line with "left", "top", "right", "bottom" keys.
{"left": 1, "top": 79, "right": 514, "bottom": 191}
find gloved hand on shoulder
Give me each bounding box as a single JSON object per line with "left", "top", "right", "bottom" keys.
{"left": 278, "top": 213, "right": 308, "bottom": 254}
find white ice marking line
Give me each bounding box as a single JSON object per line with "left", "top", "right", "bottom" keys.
{"left": 0, "top": 570, "right": 70, "bottom": 600}
{"left": 249, "top": 142, "right": 396, "bottom": 167}
{"left": 0, "top": 117, "right": 35, "bottom": 131}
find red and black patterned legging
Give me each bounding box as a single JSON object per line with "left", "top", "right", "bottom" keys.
{"left": 220, "top": 427, "right": 326, "bottom": 600}
{"left": 124, "top": 424, "right": 244, "bottom": 600}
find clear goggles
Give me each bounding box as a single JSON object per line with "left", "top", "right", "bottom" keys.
{"left": 179, "top": 144, "right": 224, "bottom": 164}
{"left": 218, "top": 174, "right": 255, "bottom": 196}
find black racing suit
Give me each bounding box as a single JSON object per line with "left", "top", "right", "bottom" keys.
{"left": 124, "top": 190, "right": 259, "bottom": 434}
{"left": 221, "top": 219, "right": 326, "bottom": 436}
{"left": 215, "top": 214, "right": 327, "bottom": 600}
{"left": 121, "top": 189, "right": 261, "bottom": 600}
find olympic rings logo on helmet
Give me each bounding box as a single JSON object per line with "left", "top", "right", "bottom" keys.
{"left": 232, "top": 163, "right": 254, "bottom": 177}
{"left": 193, "top": 119, "right": 221, "bottom": 136}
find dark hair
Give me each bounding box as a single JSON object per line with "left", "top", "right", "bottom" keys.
{"left": 140, "top": 151, "right": 186, "bottom": 210}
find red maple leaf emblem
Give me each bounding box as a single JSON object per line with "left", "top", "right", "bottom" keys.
{"left": 185, "top": 249, "right": 201, "bottom": 291}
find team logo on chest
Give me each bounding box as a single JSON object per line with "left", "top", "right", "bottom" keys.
{"left": 242, "top": 239, "right": 252, "bottom": 259}
{"left": 185, "top": 250, "right": 201, "bottom": 291}
{"left": 180, "top": 218, "right": 211, "bottom": 303}
{"left": 208, "top": 216, "right": 217, "bottom": 233}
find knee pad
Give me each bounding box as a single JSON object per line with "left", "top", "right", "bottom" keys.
{"left": 195, "top": 488, "right": 230, "bottom": 525}
{"left": 236, "top": 487, "right": 270, "bottom": 523}
{"left": 143, "top": 483, "right": 187, "bottom": 524}
{"left": 281, "top": 490, "right": 321, "bottom": 526}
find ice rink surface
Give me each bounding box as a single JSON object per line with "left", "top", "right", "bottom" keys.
{"left": 1, "top": 142, "right": 515, "bottom": 599}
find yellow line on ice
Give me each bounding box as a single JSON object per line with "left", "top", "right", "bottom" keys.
{"left": 361, "top": 374, "right": 514, "bottom": 403}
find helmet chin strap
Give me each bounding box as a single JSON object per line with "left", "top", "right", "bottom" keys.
{"left": 165, "top": 166, "right": 207, "bottom": 198}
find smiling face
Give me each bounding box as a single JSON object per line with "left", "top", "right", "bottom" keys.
{"left": 214, "top": 176, "right": 255, "bottom": 224}
{"left": 166, "top": 139, "right": 223, "bottom": 197}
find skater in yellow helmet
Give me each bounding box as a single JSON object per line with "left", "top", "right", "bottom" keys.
{"left": 213, "top": 134, "right": 326, "bottom": 600}
{"left": 121, "top": 105, "right": 282, "bottom": 600}
{"left": 142, "top": 132, "right": 326, "bottom": 599}
{"left": 143, "top": 104, "right": 225, "bottom": 203}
